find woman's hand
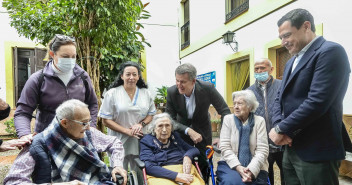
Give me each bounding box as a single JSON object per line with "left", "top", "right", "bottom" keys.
{"left": 126, "top": 127, "right": 143, "bottom": 139}
{"left": 130, "top": 123, "right": 143, "bottom": 136}
{"left": 183, "top": 156, "right": 192, "bottom": 174}
{"left": 20, "top": 134, "right": 34, "bottom": 145}
{"left": 235, "top": 165, "right": 252, "bottom": 182}
{"left": 0, "top": 138, "right": 30, "bottom": 152}
{"left": 175, "top": 173, "right": 194, "bottom": 184}
{"left": 111, "top": 166, "right": 127, "bottom": 185}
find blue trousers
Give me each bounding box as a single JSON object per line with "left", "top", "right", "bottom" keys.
{"left": 217, "top": 161, "right": 268, "bottom": 185}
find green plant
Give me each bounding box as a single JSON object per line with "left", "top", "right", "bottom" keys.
{"left": 211, "top": 119, "right": 221, "bottom": 124}
{"left": 3, "top": 0, "right": 151, "bottom": 103}
{"left": 154, "top": 86, "right": 168, "bottom": 105}
{"left": 3, "top": 118, "right": 17, "bottom": 137}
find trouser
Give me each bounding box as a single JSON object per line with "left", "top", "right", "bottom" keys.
{"left": 283, "top": 145, "right": 341, "bottom": 185}
{"left": 268, "top": 151, "right": 285, "bottom": 185}
{"left": 216, "top": 161, "right": 268, "bottom": 185}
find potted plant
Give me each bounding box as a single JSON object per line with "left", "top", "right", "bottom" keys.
{"left": 211, "top": 119, "right": 221, "bottom": 132}
{"left": 154, "top": 86, "right": 168, "bottom": 108}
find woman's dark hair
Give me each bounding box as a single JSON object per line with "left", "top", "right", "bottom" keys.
{"left": 47, "top": 34, "right": 76, "bottom": 59}
{"left": 109, "top": 61, "right": 148, "bottom": 89}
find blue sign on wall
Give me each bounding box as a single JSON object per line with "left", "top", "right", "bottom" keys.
{"left": 197, "top": 71, "right": 216, "bottom": 87}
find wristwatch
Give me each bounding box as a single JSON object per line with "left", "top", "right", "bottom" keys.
{"left": 140, "top": 121, "right": 147, "bottom": 127}
{"left": 274, "top": 125, "right": 284, "bottom": 134}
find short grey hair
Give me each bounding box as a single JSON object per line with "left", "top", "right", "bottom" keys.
{"left": 232, "top": 90, "right": 259, "bottom": 113}
{"left": 56, "top": 99, "right": 88, "bottom": 121}
{"left": 254, "top": 58, "right": 272, "bottom": 67}
{"left": 146, "top": 113, "right": 175, "bottom": 135}
{"left": 175, "top": 63, "right": 197, "bottom": 81}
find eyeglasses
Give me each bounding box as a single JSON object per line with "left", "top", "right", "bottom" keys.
{"left": 68, "top": 119, "right": 91, "bottom": 128}
{"left": 51, "top": 34, "right": 76, "bottom": 50}
{"left": 54, "top": 34, "right": 76, "bottom": 43}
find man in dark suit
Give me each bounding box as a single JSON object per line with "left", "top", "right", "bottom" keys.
{"left": 269, "top": 9, "right": 351, "bottom": 185}
{"left": 166, "top": 63, "right": 231, "bottom": 178}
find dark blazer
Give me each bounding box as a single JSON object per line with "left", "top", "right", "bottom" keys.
{"left": 166, "top": 80, "right": 231, "bottom": 147}
{"left": 272, "top": 36, "right": 351, "bottom": 162}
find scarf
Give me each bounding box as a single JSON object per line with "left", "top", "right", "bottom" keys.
{"left": 42, "top": 120, "right": 111, "bottom": 184}
{"left": 234, "top": 113, "right": 255, "bottom": 167}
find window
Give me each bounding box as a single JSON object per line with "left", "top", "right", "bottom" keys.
{"left": 13, "top": 47, "right": 47, "bottom": 102}
{"left": 276, "top": 47, "right": 291, "bottom": 80}
{"left": 230, "top": 58, "right": 250, "bottom": 92}
{"left": 225, "top": 0, "right": 249, "bottom": 22}
{"left": 181, "top": 0, "right": 190, "bottom": 50}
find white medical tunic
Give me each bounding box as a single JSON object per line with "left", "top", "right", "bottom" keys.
{"left": 98, "top": 86, "right": 156, "bottom": 155}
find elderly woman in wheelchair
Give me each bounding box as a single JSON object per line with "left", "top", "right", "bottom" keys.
{"left": 217, "top": 90, "right": 269, "bottom": 185}
{"left": 140, "top": 113, "right": 205, "bottom": 185}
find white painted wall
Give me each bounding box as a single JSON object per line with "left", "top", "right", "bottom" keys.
{"left": 179, "top": 0, "right": 352, "bottom": 113}
{"left": 0, "top": 0, "right": 32, "bottom": 100}
{"left": 140, "top": 0, "right": 180, "bottom": 97}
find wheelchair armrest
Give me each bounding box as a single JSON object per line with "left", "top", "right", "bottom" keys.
{"left": 213, "top": 144, "right": 221, "bottom": 154}
{"left": 134, "top": 157, "right": 145, "bottom": 168}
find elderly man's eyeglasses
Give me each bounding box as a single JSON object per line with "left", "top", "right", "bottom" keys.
{"left": 68, "top": 119, "right": 91, "bottom": 128}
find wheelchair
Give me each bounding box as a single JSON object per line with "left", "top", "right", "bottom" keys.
{"left": 112, "top": 155, "right": 147, "bottom": 185}
{"left": 115, "top": 155, "right": 203, "bottom": 185}
{"left": 204, "top": 145, "right": 271, "bottom": 185}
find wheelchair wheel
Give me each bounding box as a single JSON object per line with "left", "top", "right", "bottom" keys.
{"left": 127, "top": 170, "right": 139, "bottom": 185}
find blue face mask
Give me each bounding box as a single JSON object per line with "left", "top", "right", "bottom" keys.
{"left": 254, "top": 71, "right": 269, "bottom": 82}
{"left": 57, "top": 58, "right": 76, "bottom": 73}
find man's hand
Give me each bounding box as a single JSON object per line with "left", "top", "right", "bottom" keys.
{"left": 183, "top": 156, "right": 192, "bottom": 174}
{"left": 0, "top": 98, "right": 9, "bottom": 110}
{"left": 0, "top": 98, "right": 9, "bottom": 111}
{"left": 19, "top": 134, "right": 34, "bottom": 145}
{"left": 175, "top": 173, "right": 194, "bottom": 184}
{"left": 0, "top": 138, "right": 30, "bottom": 152}
{"left": 111, "top": 166, "right": 127, "bottom": 185}
{"left": 269, "top": 128, "right": 292, "bottom": 146}
{"left": 187, "top": 128, "right": 202, "bottom": 144}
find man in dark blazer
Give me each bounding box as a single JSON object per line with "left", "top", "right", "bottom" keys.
{"left": 166, "top": 63, "right": 231, "bottom": 178}
{"left": 269, "top": 9, "right": 351, "bottom": 185}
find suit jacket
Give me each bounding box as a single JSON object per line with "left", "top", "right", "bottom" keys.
{"left": 166, "top": 80, "right": 231, "bottom": 147}
{"left": 272, "top": 36, "right": 351, "bottom": 161}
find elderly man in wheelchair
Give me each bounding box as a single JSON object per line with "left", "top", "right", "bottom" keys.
{"left": 140, "top": 113, "right": 205, "bottom": 185}
{"left": 4, "top": 99, "right": 127, "bottom": 185}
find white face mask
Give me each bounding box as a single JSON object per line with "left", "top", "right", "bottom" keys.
{"left": 56, "top": 58, "right": 76, "bottom": 73}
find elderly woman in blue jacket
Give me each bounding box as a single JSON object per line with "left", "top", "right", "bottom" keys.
{"left": 140, "top": 113, "right": 205, "bottom": 185}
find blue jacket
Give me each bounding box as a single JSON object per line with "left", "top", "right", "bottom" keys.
{"left": 272, "top": 37, "right": 351, "bottom": 161}
{"left": 248, "top": 77, "right": 282, "bottom": 152}
{"left": 140, "top": 132, "right": 200, "bottom": 180}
